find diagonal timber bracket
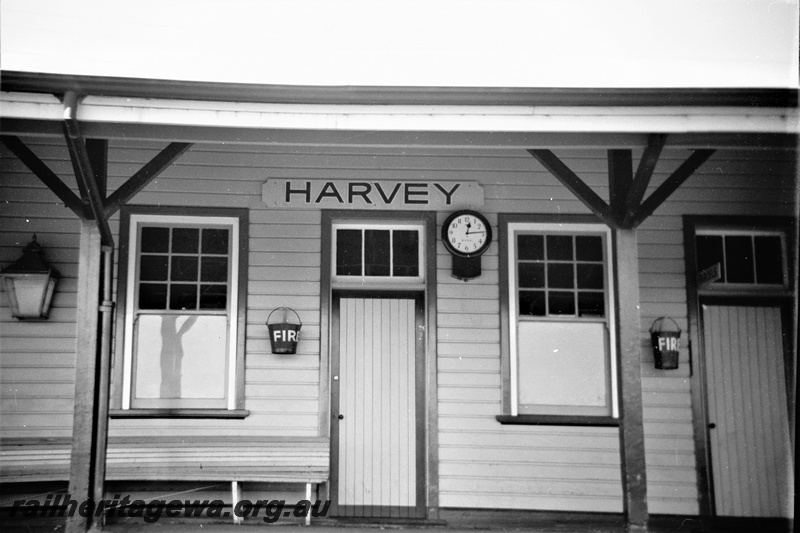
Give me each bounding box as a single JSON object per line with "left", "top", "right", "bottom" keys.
{"left": 104, "top": 142, "right": 192, "bottom": 218}
{"left": 630, "top": 149, "right": 715, "bottom": 227}
{"left": 0, "top": 134, "right": 89, "bottom": 218}
{"left": 527, "top": 138, "right": 714, "bottom": 230}
{"left": 527, "top": 149, "right": 616, "bottom": 228}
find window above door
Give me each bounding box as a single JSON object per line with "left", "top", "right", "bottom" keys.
{"left": 695, "top": 229, "right": 789, "bottom": 291}
{"left": 332, "top": 222, "right": 425, "bottom": 288}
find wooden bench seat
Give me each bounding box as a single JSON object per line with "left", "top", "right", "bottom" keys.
{"left": 1, "top": 436, "right": 330, "bottom": 525}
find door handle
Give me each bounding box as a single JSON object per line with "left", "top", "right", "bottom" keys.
{"left": 338, "top": 414, "right": 344, "bottom": 420}
{"left": 708, "top": 423, "right": 716, "bottom": 429}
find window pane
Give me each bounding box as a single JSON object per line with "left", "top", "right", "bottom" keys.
{"left": 577, "top": 263, "right": 604, "bottom": 289}
{"left": 172, "top": 228, "right": 199, "bottom": 254}
{"left": 725, "top": 235, "right": 754, "bottom": 283}
{"left": 517, "top": 322, "right": 609, "bottom": 412}
{"left": 199, "top": 285, "right": 227, "bottom": 309}
{"left": 578, "top": 292, "right": 605, "bottom": 317}
{"left": 364, "top": 230, "right": 390, "bottom": 276}
{"left": 169, "top": 284, "right": 197, "bottom": 310}
{"left": 519, "top": 291, "right": 546, "bottom": 316}
{"left": 547, "top": 235, "right": 573, "bottom": 260}
{"left": 518, "top": 263, "right": 545, "bottom": 288}
{"left": 139, "top": 283, "right": 167, "bottom": 310}
{"left": 336, "top": 229, "right": 362, "bottom": 276}
{"left": 202, "top": 229, "right": 229, "bottom": 254}
{"left": 518, "top": 235, "right": 544, "bottom": 260}
{"left": 755, "top": 236, "right": 784, "bottom": 284}
{"left": 547, "top": 263, "right": 574, "bottom": 288}
{"left": 171, "top": 256, "right": 198, "bottom": 281}
{"left": 548, "top": 291, "right": 575, "bottom": 315}
{"left": 201, "top": 257, "right": 228, "bottom": 282}
{"left": 140, "top": 255, "right": 168, "bottom": 281}
{"left": 133, "top": 315, "right": 227, "bottom": 400}
{"left": 393, "top": 230, "right": 419, "bottom": 277}
{"left": 696, "top": 235, "right": 725, "bottom": 282}
{"left": 141, "top": 227, "right": 169, "bottom": 253}
{"left": 575, "top": 236, "right": 603, "bottom": 261}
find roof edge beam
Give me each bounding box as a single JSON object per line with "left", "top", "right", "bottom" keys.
{"left": 2, "top": 71, "right": 797, "bottom": 107}
{"left": 2, "top": 91, "right": 796, "bottom": 136}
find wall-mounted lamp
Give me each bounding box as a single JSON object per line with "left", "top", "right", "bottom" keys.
{"left": 1, "top": 235, "right": 59, "bottom": 320}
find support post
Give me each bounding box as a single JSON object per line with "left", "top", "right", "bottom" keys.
{"left": 66, "top": 221, "right": 103, "bottom": 533}
{"left": 92, "top": 246, "right": 114, "bottom": 529}
{"left": 613, "top": 229, "right": 649, "bottom": 532}
{"left": 608, "top": 149, "right": 633, "bottom": 225}
{"left": 86, "top": 139, "right": 109, "bottom": 198}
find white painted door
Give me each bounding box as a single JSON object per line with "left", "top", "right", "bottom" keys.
{"left": 333, "top": 294, "right": 422, "bottom": 518}
{"left": 703, "top": 305, "right": 793, "bottom": 517}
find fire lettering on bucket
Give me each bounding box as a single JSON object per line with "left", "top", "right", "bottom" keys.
{"left": 273, "top": 329, "right": 299, "bottom": 342}
{"left": 658, "top": 336, "right": 679, "bottom": 351}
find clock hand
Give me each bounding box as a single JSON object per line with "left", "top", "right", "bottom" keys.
{"left": 465, "top": 229, "right": 486, "bottom": 235}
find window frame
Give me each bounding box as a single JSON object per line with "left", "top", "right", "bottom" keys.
{"left": 515, "top": 232, "right": 609, "bottom": 320}
{"left": 111, "top": 206, "right": 249, "bottom": 417}
{"left": 694, "top": 228, "right": 790, "bottom": 292}
{"left": 499, "top": 215, "right": 619, "bottom": 425}
{"left": 331, "top": 221, "right": 426, "bottom": 289}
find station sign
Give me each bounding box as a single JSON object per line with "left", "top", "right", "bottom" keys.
{"left": 262, "top": 179, "right": 484, "bottom": 210}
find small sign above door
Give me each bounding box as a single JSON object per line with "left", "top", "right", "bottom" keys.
{"left": 262, "top": 179, "right": 484, "bottom": 210}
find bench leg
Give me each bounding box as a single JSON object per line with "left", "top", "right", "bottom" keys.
{"left": 305, "top": 483, "right": 312, "bottom": 526}
{"left": 232, "top": 481, "right": 243, "bottom": 525}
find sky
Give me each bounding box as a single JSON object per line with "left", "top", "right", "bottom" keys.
{"left": 1, "top": 0, "right": 798, "bottom": 88}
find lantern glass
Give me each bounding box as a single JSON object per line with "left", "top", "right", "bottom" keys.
{"left": 2, "top": 236, "right": 59, "bottom": 320}
{"left": 2, "top": 272, "right": 57, "bottom": 319}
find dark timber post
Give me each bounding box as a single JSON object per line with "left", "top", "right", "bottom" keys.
{"left": 613, "top": 228, "right": 648, "bottom": 532}
{"left": 66, "top": 221, "right": 103, "bottom": 533}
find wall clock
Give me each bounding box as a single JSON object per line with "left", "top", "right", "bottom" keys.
{"left": 442, "top": 210, "right": 492, "bottom": 280}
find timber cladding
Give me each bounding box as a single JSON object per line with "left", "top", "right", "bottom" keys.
{"left": 0, "top": 138, "right": 795, "bottom": 515}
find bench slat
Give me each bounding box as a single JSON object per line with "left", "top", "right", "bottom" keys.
{"left": 1, "top": 438, "right": 330, "bottom": 485}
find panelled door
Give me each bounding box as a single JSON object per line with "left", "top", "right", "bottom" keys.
{"left": 702, "top": 304, "right": 793, "bottom": 517}
{"left": 331, "top": 292, "right": 425, "bottom": 518}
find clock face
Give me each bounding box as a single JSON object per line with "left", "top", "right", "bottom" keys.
{"left": 442, "top": 210, "right": 492, "bottom": 258}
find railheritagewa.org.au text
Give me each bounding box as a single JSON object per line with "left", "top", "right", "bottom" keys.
{"left": 10, "top": 494, "right": 330, "bottom": 523}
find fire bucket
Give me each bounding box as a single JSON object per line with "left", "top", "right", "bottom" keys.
{"left": 267, "top": 307, "right": 302, "bottom": 354}
{"left": 650, "top": 317, "right": 681, "bottom": 370}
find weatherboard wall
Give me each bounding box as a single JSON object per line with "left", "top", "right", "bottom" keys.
{"left": 0, "top": 138, "right": 795, "bottom": 515}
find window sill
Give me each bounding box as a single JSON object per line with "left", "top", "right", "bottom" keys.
{"left": 496, "top": 414, "right": 619, "bottom": 427}
{"left": 110, "top": 409, "right": 250, "bottom": 419}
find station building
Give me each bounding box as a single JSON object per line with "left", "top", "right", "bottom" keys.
{"left": 0, "top": 72, "right": 796, "bottom": 531}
